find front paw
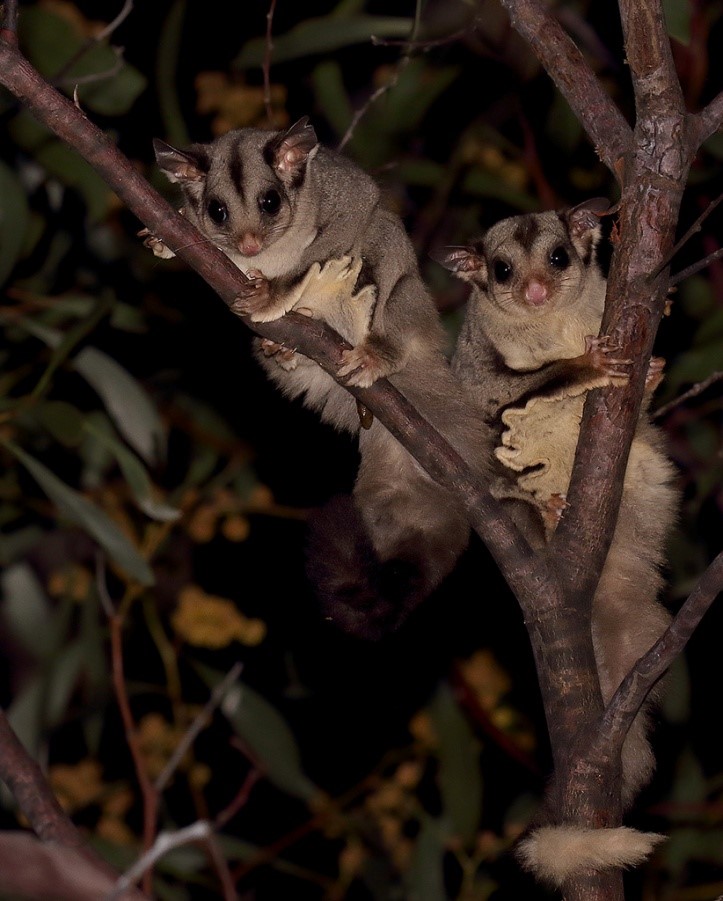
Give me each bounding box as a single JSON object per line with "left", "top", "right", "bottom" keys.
{"left": 138, "top": 228, "right": 175, "bottom": 260}
{"left": 645, "top": 356, "right": 665, "bottom": 393}
{"left": 584, "top": 335, "right": 632, "bottom": 383}
{"left": 259, "top": 337, "right": 298, "bottom": 371}
{"left": 338, "top": 344, "right": 396, "bottom": 388}
{"left": 230, "top": 274, "right": 274, "bottom": 321}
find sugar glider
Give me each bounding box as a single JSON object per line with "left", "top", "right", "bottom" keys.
{"left": 443, "top": 200, "right": 677, "bottom": 888}
{"left": 150, "top": 118, "right": 492, "bottom": 638}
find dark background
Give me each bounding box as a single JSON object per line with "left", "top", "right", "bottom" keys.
{"left": 1, "top": 1, "right": 722, "bottom": 898}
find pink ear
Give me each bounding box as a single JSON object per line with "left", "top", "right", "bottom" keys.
{"left": 439, "top": 246, "right": 484, "bottom": 275}
{"left": 270, "top": 117, "right": 319, "bottom": 178}
{"left": 567, "top": 197, "right": 610, "bottom": 237}
{"left": 153, "top": 139, "right": 208, "bottom": 184}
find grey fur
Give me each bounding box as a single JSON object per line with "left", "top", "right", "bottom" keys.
{"left": 445, "top": 201, "right": 678, "bottom": 878}
{"left": 154, "top": 119, "right": 491, "bottom": 638}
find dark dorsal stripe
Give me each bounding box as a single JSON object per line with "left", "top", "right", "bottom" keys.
{"left": 228, "top": 136, "right": 244, "bottom": 201}
{"left": 512, "top": 216, "right": 540, "bottom": 252}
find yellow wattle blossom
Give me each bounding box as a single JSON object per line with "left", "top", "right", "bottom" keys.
{"left": 49, "top": 759, "right": 105, "bottom": 812}
{"left": 96, "top": 816, "right": 137, "bottom": 847}
{"left": 172, "top": 585, "right": 267, "bottom": 648}
{"left": 458, "top": 649, "right": 512, "bottom": 711}
{"left": 137, "top": 713, "right": 183, "bottom": 781}
{"left": 47, "top": 563, "right": 91, "bottom": 602}
{"left": 195, "top": 71, "right": 288, "bottom": 135}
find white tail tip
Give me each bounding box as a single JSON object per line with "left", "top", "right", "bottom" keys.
{"left": 516, "top": 825, "right": 666, "bottom": 887}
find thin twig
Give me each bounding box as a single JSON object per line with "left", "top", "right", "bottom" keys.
{"left": 107, "top": 821, "right": 213, "bottom": 901}
{"left": 215, "top": 767, "right": 262, "bottom": 830}
{"left": 57, "top": 51, "right": 125, "bottom": 89}
{"left": 669, "top": 246, "right": 723, "bottom": 288}
{"left": 591, "top": 550, "right": 723, "bottom": 761}
{"left": 263, "top": 0, "right": 278, "bottom": 127}
{"left": 52, "top": 0, "right": 133, "bottom": 84}
{"left": 203, "top": 833, "right": 239, "bottom": 901}
{"left": 109, "top": 612, "right": 159, "bottom": 894}
{"left": 652, "top": 191, "right": 723, "bottom": 279}
{"left": 652, "top": 371, "right": 723, "bottom": 421}
{"left": 338, "top": 0, "right": 424, "bottom": 151}
{"left": 371, "top": 26, "right": 468, "bottom": 50}
{"left": 1, "top": 0, "right": 18, "bottom": 39}
{"left": 153, "top": 662, "right": 244, "bottom": 793}
{"left": 0, "top": 709, "right": 148, "bottom": 897}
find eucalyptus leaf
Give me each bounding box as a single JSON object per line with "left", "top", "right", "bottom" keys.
{"left": 74, "top": 347, "right": 166, "bottom": 466}
{"left": 429, "top": 680, "right": 483, "bottom": 846}
{"left": 35, "top": 401, "right": 86, "bottom": 448}
{"left": 3, "top": 441, "right": 154, "bottom": 586}
{"left": 19, "top": 6, "right": 146, "bottom": 115}
{"left": 10, "top": 112, "right": 112, "bottom": 222}
{"left": 662, "top": 0, "right": 691, "bottom": 45}
{"left": 0, "top": 161, "right": 30, "bottom": 286}
{"left": 0, "top": 526, "right": 46, "bottom": 567}
{"left": 0, "top": 563, "right": 55, "bottom": 659}
{"left": 7, "top": 637, "right": 86, "bottom": 754}
{"left": 202, "top": 670, "right": 318, "bottom": 802}
{"left": 235, "top": 16, "right": 413, "bottom": 68}
{"left": 83, "top": 415, "right": 181, "bottom": 522}
{"left": 404, "top": 816, "right": 447, "bottom": 901}
{"left": 223, "top": 682, "right": 319, "bottom": 801}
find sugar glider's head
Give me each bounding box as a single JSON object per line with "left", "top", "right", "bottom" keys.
{"left": 153, "top": 117, "right": 319, "bottom": 269}
{"left": 443, "top": 199, "right": 610, "bottom": 317}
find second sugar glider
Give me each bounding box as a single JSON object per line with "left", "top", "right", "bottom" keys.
{"left": 442, "top": 200, "right": 678, "bottom": 890}
{"left": 151, "top": 118, "right": 492, "bottom": 638}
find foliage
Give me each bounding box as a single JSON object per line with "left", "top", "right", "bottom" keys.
{"left": 0, "top": 0, "right": 721, "bottom": 898}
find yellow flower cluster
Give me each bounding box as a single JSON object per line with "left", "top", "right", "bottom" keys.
{"left": 171, "top": 585, "right": 266, "bottom": 649}
{"left": 459, "top": 650, "right": 536, "bottom": 752}
{"left": 195, "top": 72, "right": 289, "bottom": 135}
{"left": 49, "top": 759, "right": 136, "bottom": 847}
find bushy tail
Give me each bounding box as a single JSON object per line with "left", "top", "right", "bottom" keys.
{"left": 516, "top": 825, "right": 666, "bottom": 888}
{"left": 305, "top": 492, "right": 467, "bottom": 640}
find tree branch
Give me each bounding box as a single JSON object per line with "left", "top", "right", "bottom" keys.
{"left": 589, "top": 550, "right": 723, "bottom": 766}
{"left": 0, "top": 709, "right": 147, "bottom": 899}
{"left": 498, "top": 0, "right": 632, "bottom": 175}
{"left": 0, "top": 34, "right": 551, "bottom": 612}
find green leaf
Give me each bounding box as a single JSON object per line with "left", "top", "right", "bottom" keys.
{"left": 235, "top": 15, "right": 414, "bottom": 68}
{"left": 0, "top": 563, "right": 55, "bottom": 659}
{"left": 201, "top": 668, "right": 318, "bottom": 802}
{"left": 9, "top": 112, "right": 112, "bottom": 222}
{"left": 34, "top": 401, "right": 86, "bottom": 448}
{"left": 74, "top": 347, "right": 167, "bottom": 466}
{"left": 19, "top": 6, "right": 146, "bottom": 115}
{"left": 7, "top": 636, "right": 86, "bottom": 754}
{"left": 0, "top": 161, "right": 30, "bottom": 286}
{"left": 3, "top": 441, "right": 154, "bottom": 586}
{"left": 373, "top": 59, "right": 459, "bottom": 134}
{"left": 662, "top": 0, "right": 691, "bottom": 45}
{"left": 429, "top": 680, "right": 483, "bottom": 846}
{"left": 157, "top": 0, "right": 191, "bottom": 147}
{"left": 83, "top": 414, "right": 181, "bottom": 522}
{"left": 311, "top": 61, "right": 354, "bottom": 140}
{"left": 661, "top": 655, "right": 691, "bottom": 725}
{"left": 404, "top": 816, "right": 448, "bottom": 901}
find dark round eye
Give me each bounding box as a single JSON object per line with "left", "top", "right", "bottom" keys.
{"left": 549, "top": 245, "right": 570, "bottom": 269}
{"left": 493, "top": 259, "right": 512, "bottom": 283}
{"left": 207, "top": 199, "right": 228, "bottom": 224}
{"left": 258, "top": 189, "right": 281, "bottom": 215}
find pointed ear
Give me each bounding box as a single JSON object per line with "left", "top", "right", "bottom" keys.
{"left": 566, "top": 197, "right": 610, "bottom": 238}
{"left": 153, "top": 139, "right": 209, "bottom": 185}
{"left": 265, "top": 117, "right": 319, "bottom": 182}
{"left": 433, "top": 246, "right": 486, "bottom": 281}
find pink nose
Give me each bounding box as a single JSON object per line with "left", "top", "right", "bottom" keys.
{"left": 525, "top": 279, "right": 548, "bottom": 305}
{"left": 238, "top": 233, "right": 262, "bottom": 256}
